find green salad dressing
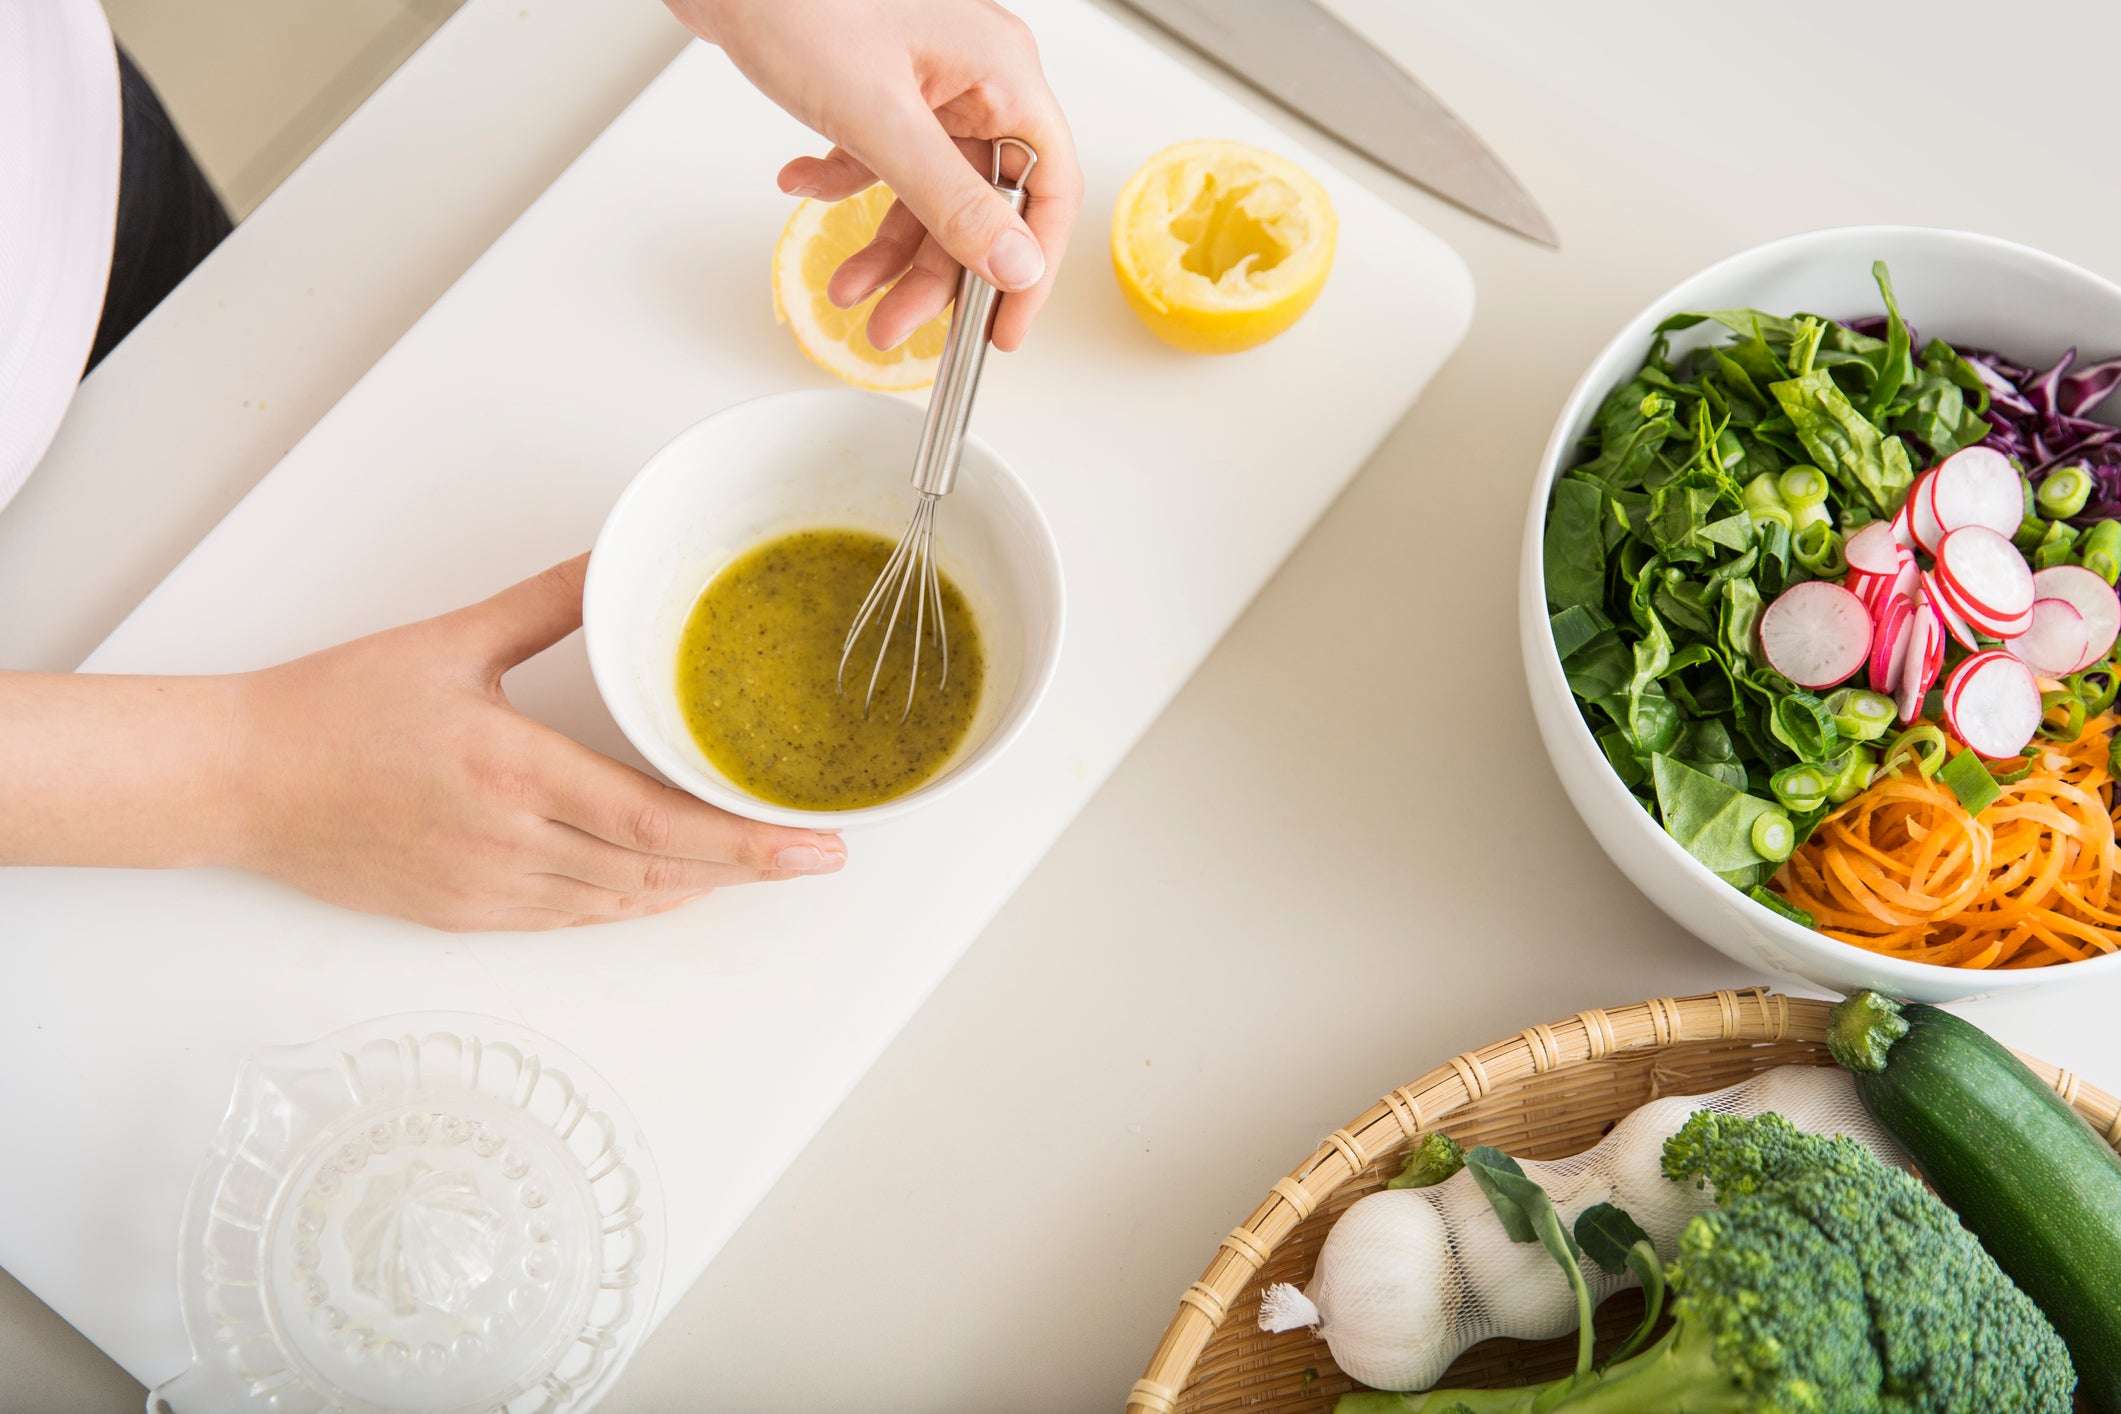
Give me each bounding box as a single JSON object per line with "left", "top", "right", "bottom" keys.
{"left": 675, "top": 528, "right": 983, "bottom": 810}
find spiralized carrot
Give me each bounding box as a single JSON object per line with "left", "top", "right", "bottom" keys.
{"left": 1770, "top": 711, "right": 2121, "bottom": 969}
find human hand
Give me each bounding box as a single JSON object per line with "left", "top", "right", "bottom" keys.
{"left": 668, "top": 0, "right": 1082, "bottom": 352}
{"left": 223, "top": 555, "right": 846, "bottom": 931}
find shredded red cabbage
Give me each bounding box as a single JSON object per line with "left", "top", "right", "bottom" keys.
{"left": 1846, "top": 314, "right": 2121, "bottom": 524}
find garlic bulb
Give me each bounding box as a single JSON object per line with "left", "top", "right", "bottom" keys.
{"left": 1261, "top": 1191, "right": 1457, "bottom": 1389}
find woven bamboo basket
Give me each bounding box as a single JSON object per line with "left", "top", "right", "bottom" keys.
{"left": 1127, "top": 988, "right": 2121, "bottom": 1413}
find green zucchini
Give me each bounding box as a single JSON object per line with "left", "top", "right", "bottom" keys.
{"left": 1829, "top": 991, "right": 2121, "bottom": 1410}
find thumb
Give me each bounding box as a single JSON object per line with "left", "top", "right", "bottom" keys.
{"left": 454, "top": 554, "right": 589, "bottom": 674}
{"left": 864, "top": 107, "right": 1045, "bottom": 293}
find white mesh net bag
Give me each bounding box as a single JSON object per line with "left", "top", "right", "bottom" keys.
{"left": 1256, "top": 1064, "right": 1909, "bottom": 1392}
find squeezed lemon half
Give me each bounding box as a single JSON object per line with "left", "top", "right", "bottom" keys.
{"left": 772, "top": 185, "right": 951, "bottom": 391}
{"left": 1111, "top": 140, "right": 1337, "bottom": 355}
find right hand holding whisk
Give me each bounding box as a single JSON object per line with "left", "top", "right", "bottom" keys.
{"left": 664, "top": 0, "right": 1083, "bottom": 351}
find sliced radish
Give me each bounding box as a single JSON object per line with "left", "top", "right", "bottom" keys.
{"left": 1869, "top": 594, "right": 1915, "bottom": 694}
{"left": 1942, "top": 649, "right": 2004, "bottom": 722}
{"left": 1943, "top": 651, "right": 2043, "bottom": 759}
{"left": 1923, "top": 570, "right": 1980, "bottom": 650}
{"left": 2008, "top": 598, "right": 2090, "bottom": 680}
{"left": 1891, "top": 500, "right": 1917, "bottom": 551}
{"left": 1925, "top": 561, "right": 2019, "bottom": 639}
{"left": 1909, "top": 470, "right": 1946, "bottom": 555}
{"left": 1759, "top": 580, "right": 1872, "bottom": 689}
{"left": 1927, "top": 445, "right": 2025, "bottom": 539}
{"left": 1864, "top": 553, "right": 1919, "bottom": 618}
{"left": 1897, "top": 602, "right": 1944, "bottom": 723}
{"left": 1845, "top": 520, "right": 1901, "bottom": 576}
{"left": 1845, "top": 568, "right": 1889, "bottom": 611}
{"left": 1935, "top": 525, "right": 2035, "bottom": 621}
{"left": 2031, "top": 564, "right": 2121, "bottom": 672}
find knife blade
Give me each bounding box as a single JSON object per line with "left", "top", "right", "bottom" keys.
{"left": 1112, "top": 0, "right": 1557, "bottom": 247}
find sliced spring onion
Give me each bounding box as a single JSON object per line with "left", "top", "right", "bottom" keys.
{"left": 2037, "top": 463, "right": 2095, "bottom": 519}
{"left": 2080, "top": 519, "right": 2121, "bottom": 586}
{"left": 2072, "top": 667, "right": 2120, "bottom": 715}
{"left": 1748, "top": 505, "right": 1795, "bottom": 533}
{"left": 2034, "top": 520, "right": 2080, "bottom": 572}
{"left": 2016, "top": 514, "right": 2050, "bottom": 552}
{"left": 1826, "top": 746, "right": 1878, "bottom": 804}
{"left": 1770, "top": 763, "right": 1831, "bottom": 813}
{"left": 1991, "top": 753, "right": 2037, "bottom": 786}
{"left": 1715, "top": 428, "right": 1746, "bottom": 474}
{"left": 1791, "top": 520, "right": 1846, "bottom": 577}
{"left": 1937, "top": 750, "right": 2001, "bottom": 814}
{"left": 1882, "top": 723, "right": 1948, "bottom": 779}
{"left": 1750, "top": 811, "right": 1795, "bottom": 862}
{"left": 1778, "top": 465, "right": 1830, "bottom": 510}
{"left": 1825, "top": 688, "right": 1897, "bottom": 743}
{"left": 1748, "top": 884, "right": 1814, "bottom": 928}
{"left": 2038, "top": 688, "right": 2088, "bottom": 743}
{"left": 1756, "top": 518, "right": 1794, "bottom": 567}
{"left": 1741, "top": 473, "right": 1786, "bottom": 513}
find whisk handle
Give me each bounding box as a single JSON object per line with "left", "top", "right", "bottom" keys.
{"left": 909, "top": 138, "right": 1038, "bottom": 499}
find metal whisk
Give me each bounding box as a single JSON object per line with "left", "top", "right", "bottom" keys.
{"left": 839, "top": 137, "right": 1038, "bottom": 720}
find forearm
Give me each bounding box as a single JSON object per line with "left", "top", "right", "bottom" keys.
{"left": 0, "top": 671, "right": 246, "bottom": 868}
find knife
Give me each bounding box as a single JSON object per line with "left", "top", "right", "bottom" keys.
{"left": 1112, "top": 0, "right": 1558, "bottom": 247}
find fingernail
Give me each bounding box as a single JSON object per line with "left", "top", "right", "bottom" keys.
{"left": 785, "top": 182, "right": 819, "bottom": 198}
{"left": 987, "top": 228, "right": 1045, "bottom": 291}
{"left": 776, "top": 844, "right": 844, "bottom": 874}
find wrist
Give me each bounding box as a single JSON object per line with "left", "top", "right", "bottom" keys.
{"left": 196, "top": 670, "right": 270, "bottom": 873}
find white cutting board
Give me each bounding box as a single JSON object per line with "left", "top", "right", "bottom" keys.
{"left": 0, "top": 0, "right": 1471, "bottom": 1388}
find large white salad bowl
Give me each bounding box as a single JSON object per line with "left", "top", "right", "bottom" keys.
{"left": 1522, "top": 227, "right": 2121, "bottom": 1002}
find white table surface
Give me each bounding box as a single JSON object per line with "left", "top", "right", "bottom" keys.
{"left": 8, "top": 1, "right": 2121, "bottom": 1410}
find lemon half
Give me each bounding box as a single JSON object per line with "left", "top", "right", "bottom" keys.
{"left": 1111, "top": 140, "right": 1337, "bottom": 355}
{"left": 773, "top": 186, "right": 951, "bottom": 391}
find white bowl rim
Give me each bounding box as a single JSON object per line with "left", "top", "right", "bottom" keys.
{"left": 584, "top": 386, "right": 1067, "bottom": 831}
{"left": 1523, "top": 223, "right": 2121, "bottom": 989}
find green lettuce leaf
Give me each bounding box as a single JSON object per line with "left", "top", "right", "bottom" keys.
{"left": 1770, "top": 368, "right": 1913, "bottom": 514}
{"left": 1544, "top": 478, "right": 1609, "bottom": 612}
{"left": 1549, "top": 604, "right": 1612, "bottom": 662}
{"left": 1650, "top": 754, "right": 1782, "bottom": 888}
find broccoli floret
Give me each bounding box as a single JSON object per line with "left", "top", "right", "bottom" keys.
{"left": 1386, "top": 1132, "right": 1466, "bottom": 1189}
{"left": 1335, "top": 1112, "right": 2074, "bottom": 1414}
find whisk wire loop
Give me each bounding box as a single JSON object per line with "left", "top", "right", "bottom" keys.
{"left": 838, "top": 494, "right": 947, "bottom": 721}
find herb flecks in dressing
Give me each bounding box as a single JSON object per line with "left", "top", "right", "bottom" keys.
{"left": 676, "top": 528, "right": 982, "bottom": 810}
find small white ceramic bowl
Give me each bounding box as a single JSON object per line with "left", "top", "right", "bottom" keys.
{"left": 585, "top": 388, "right": 1064, "bottom": 829}
{"left": 1522, "top": 227, "right": 2121, "bottom": 1002}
